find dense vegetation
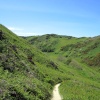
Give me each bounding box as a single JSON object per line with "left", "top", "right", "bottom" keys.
{"left": 0, "top": 24, "right": 100, "bottom": 100}
{"left": 0, "top": 24, "right": 66, "bottom": 100}
{"left": 26, "top": 34, "right": 100, "bottom": 100}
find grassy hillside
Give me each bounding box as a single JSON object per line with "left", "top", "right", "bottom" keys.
{"left": 26, "top": 34, "right": 100, "bottom": 69}
{"left": 26, "top": 34, "right": 100, "bottom": 100}
{"left": 0, "top": 24, "right": 100, "bottom": 100}
{"left": 0, "top": 24, "right": 68, "bottom": 100}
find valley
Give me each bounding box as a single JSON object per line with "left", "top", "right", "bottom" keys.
{"left": 0, "top": 24, "right": 100, "bottom": 100}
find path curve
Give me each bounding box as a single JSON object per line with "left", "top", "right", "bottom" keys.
{"left": 51, "top": 83, "right": 62, "bottom": 100}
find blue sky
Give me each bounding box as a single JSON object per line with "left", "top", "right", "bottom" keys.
{"left": 0, "top": 0, "right": 100, "bottom": 37}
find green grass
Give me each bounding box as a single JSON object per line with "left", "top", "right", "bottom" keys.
{"left": 59, "top": 61, "right": 100, "bottom": 100}
{"left": 60, "top": 79, "right": 100, "bottom": 100}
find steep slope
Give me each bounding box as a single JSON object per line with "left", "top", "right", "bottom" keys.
{"left": 0, "top": 24, "right": 66, "bottom": 100}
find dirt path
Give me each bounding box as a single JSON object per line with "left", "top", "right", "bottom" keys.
{"left": 51, "top": 83, "right": 62, "bottom": 100}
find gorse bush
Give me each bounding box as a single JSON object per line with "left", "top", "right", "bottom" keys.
{"left": 84, "top": 53, "right": 100, "bottom": 67}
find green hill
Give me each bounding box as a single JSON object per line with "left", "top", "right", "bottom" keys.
{"left": 26, "top": 34, "right": 100, "bottom": 100}
{"left": 26, "top": 34, "right": 100, "bottom": 70}
{"left": 0, "top": 24, "right": 100, "bottom": 100}
{"left": 0, "top": 24, "right": 66, "bottom": 100}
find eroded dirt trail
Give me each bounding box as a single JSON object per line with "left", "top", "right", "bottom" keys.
{"left": 51, "top": 83, "right": 62, "bottom": 100}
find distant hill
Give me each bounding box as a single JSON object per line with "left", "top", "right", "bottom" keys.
{"left": 26, "top": 34, "right": 100, "bottom": 99}
{"left": 26, "top": 34, "right": 100, "bottom": 69}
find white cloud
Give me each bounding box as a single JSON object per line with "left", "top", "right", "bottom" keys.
{"left": 14, "top": 32, "right": 44, "bottom": 36}
{"left": 8, "top": 27, "right": 45, "bottom": 36}
{"left": 8, "top": 27, "right": 24, "bottom": 31}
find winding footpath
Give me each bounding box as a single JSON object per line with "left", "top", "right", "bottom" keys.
{"left": 51, "top": 83, "right": 62, "bottom": 100}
